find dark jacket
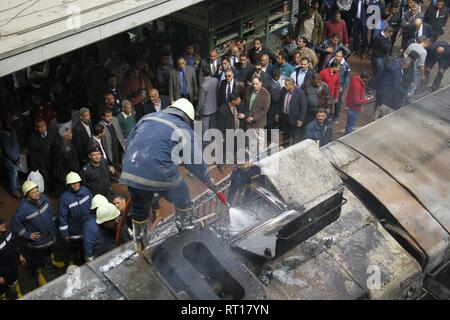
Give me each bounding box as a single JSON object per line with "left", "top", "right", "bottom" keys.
{"left": 376, "top": 58, "right": 409, "bottom": 109}
{"left": 58, "top": 186, "right": 92, "bottom": 239}
{"left": 218, "top": 79, "right": 246, "bottom": 105}
{"left": 72, "top": 120, "right": 93, "bottom": 166}
{"left": 243, "top": 86, "right": 271, "bottom": 129}
{"left": 403, "top": 23, "right": 433, "bottom": 46}
{"left": 304, "top": 81, "right": 333, "bottom": 114}
{"left": 0, "top": 127, "right": 20, "bottom": 167}
{"left": 372, "top": 32, "right": 392, "bottom": 58}
{"left": 0, "top": 229, "right": 19, "bottom": 277}
{"left": 292, "top": 67, "right": 316, "bottom": 88}
{"left": 235, "top": 62, "right": 255, "bottom": 83}
{"left": 316, "top": 39, "right": 351, "bottom": 69}
{"left": 140, "top": 95, "right": 171, "bottom": 120}
{"left": 93, "top": 225, "right": 131, "bottom": 258}
{"left": 81, "top": 158, "right": 112, "bottom": 198}
{"left": 266, "top": 79, "right": 282, "bottom": 116}
{"left": 304, "top": 119, "right": 333, "bottom": 147}
{"left": 83, "top": 215, "right": 97, "bottom": 259}
{"left": 248, "top": 47, "right": 269, "bottom": 66}
{"left": 12, "top": 195, "right": 56, "bottom": 249}
{"left": 28, "top": 130, "right": 55, "bottom": 180}
{"left": 278, "top": 87, "right": 308, "bottom": 125}
{"left": 424, "top": 5, "right": 449, "bottom": 36}
{"left": 53, "top": 138, "right": 79, "bottom": 185}
{"left": 121, "top": 112, "right": 210, "bottom": 191}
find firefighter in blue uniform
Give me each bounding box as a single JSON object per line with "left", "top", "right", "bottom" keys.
{"left": 121, "top": 98, "right": 217, "bottom": 252}
{"left": 11, "top": 181, "right": 65, "bottom": 286}
{"left": 0, "top": 218, "right": 26, "bottom": 300}
{"left": 83, "top": 194, "right": 109, "bottom": 261}
{"left": 58, "top": 172, "right": 92, "bottom": 265}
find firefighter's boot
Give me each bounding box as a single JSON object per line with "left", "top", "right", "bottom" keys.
{"left": 175, "top": 205, "right": 195, "bottom": 232}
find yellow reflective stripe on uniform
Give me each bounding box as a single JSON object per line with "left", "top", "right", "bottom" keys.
{"left": 70, "top": 235, "right": 83, "bottom": 239}
{"left": 59, "top": 225, "right": 69, "bottom": 231}
{"left": 18, "top": 229, "right": 26, "bottom": 236}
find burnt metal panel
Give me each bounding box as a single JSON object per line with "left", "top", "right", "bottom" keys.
{"left": 265, "top": 250, "right": 367, "bottom": 300}
{"left": 339, "top": 96, "right": 450, "bottom": 231}
{"left": 323, "top": 142, "right": 450, "bottom": 272}
{"left": 152, "top": 228, "right": 266, "bottom": 300}
{"left": 326, "top": 223, "right": 423, "bottom": 300}
{"left": 104, "top": 254, "right": 176, "bottom": 300}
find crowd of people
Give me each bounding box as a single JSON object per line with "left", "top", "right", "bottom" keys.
{"left": 1, "top": 0, "right": 449, "bottom": 299}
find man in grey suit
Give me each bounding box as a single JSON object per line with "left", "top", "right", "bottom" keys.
{"left": 98, "top": 107, "right": 125, "bottom": 175}
{"left": 169, "top": 57, "right": 198, "bottom": 104}
{"left": 197, "top": 66, "right": 219, "bottom": 134}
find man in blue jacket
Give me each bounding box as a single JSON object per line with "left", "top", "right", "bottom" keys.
{"left": 0, "top": 113, "right": 21, "bottom": 199}
{"left": 11, "top": 181, "right": 64, "bottom": 286}
{"left": 305, "top": 109, "right": 333, "bottom": 147}
{"left": 59, "top": 172, "right": 92, "bottom": 265}
{"left": 83, "top": 194, "right": 109, "bottom": 262}
{"left": 121, "top": 98, "right": 215, "bottom": 252}
{"left": 328, "top": 50, "right": 351, "bottom": 123}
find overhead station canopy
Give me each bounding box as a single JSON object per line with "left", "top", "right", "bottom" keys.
{"left": 0, "top": 0, "right": 205, "bottom": 77}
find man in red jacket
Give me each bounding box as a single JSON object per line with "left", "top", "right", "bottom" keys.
{"left": 344, "top": 71, "right": 373, "bottom": 135}
{"left": 325, "top": 10, "right": 349, "bottom": 48}
{"left": 319, "top": 60, "right": 341, "bottom": 118}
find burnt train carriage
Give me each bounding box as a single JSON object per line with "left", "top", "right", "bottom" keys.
{"left": 23, "top": 87, "right": 450, "bottom": 300}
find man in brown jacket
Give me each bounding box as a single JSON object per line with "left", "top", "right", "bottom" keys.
{"left": 241, "top": 76, "right": 271, "bottom": 157}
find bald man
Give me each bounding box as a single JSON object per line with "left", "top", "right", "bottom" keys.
{"left": 139, "top": 88, "right": 171, "bottom": 121}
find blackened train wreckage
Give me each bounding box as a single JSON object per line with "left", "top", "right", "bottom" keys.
{"left": 24, "top": 87, "right": 450, "bottom": 300}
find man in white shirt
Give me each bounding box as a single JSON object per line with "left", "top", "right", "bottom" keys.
{"left": 404, "top": 36, "right": 431, "bottom": 93}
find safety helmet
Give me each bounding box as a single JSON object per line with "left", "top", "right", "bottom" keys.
{"left": 22, "top": 180, "right": 38, "bottom": 196}
{"left": 171, "top": 98, "right": 195, "bottom": 121}
{"left": 96, "top": 203, "right": 121, "bottom": 224}
{"left": 90, "top": 194, "right": 109, "bottom": 210}
{"left": 66, "top": 172, "right": 82, "bottom": 185}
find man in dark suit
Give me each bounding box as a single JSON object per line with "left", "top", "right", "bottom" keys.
{"left": 403, "top": 18, "right": 433, "bottom": 49}
{"left": 168, "top": 57, "right": 198, "bottom": 104}
{"left": 72, "top": 107, "right": 93, "bottom": 166}
{"left": 265, "top": 70, "right": 282, "bottom": 145}
{"left": 260, "top": 54, "right": 274, "bottom": 79}
{"left": 291, "top": 57, "right": 316, "bottom": 89}
{"left": 216, "top": 57, "right": 239, "bottom": 82}
{"left": 218, "top": 69, "right": 246, "bottom": 106}
{"left": 243, "top": 76, "right": 271, "bottom": 157}
{"left": 248, "top": 38, "right": 269, "bottom": 66}
{"left": 216, "top": 93, "right": 243, "bottom": 164}
{"left": 200, "top": 49, "right": 221, "bottom": 80}
{"left": 276, "top": 77, "right": 307, "bottom": 146}
{"left": 424, "top": 0, "right": 449, "bottom": 41}
{"left": 235, "top": 53, "right": 254, "bottom": 84}
{"left": 139, "top": 89, "right": 170, "bottom": 120}
{"left": 197, "top": 66, "right": 219, "bottom": 133}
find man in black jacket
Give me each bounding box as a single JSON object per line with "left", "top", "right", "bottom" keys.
{"left": 370, "top": 27, "right": 394, "bottom": 88}
{"left": 216, "top": 93, "right": 243, "bottom": 164}
{"left": 235, "top": 53, "right": 254, "bottom": 84}
{"left": 403, "top": 18, "right": 433, "bottom": 49}
{"left": 53, "top": 127, "right": 79, "bottom": 195}
{"left": 81, "top": 145, "right": 114, "bottom": 199}
{"left": 424, "top": 0, "right": 449, "bottom": 41}
{"left": 28, "top": 119, "right": 55, "bottom": 191}
{"left": 72, "top": 107, "right": 93, "bottom": 166}
{"left": 276, "top": 77, "right": 307, "bottom": 146}
{"left": 0, "top": 218, "right": 26, "bottom": 300}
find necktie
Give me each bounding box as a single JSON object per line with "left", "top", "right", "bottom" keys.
{"left": 415, "top": 29, "right": 419, "bottom": 39}
{"left": 227, "top": 83, "right": 232, "bottom": 101}
{"left": 211, "top": 62, "right": 216, "bottom": 75}
{"left": 436, "top": 9, "right": 440, "bottom": 18}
